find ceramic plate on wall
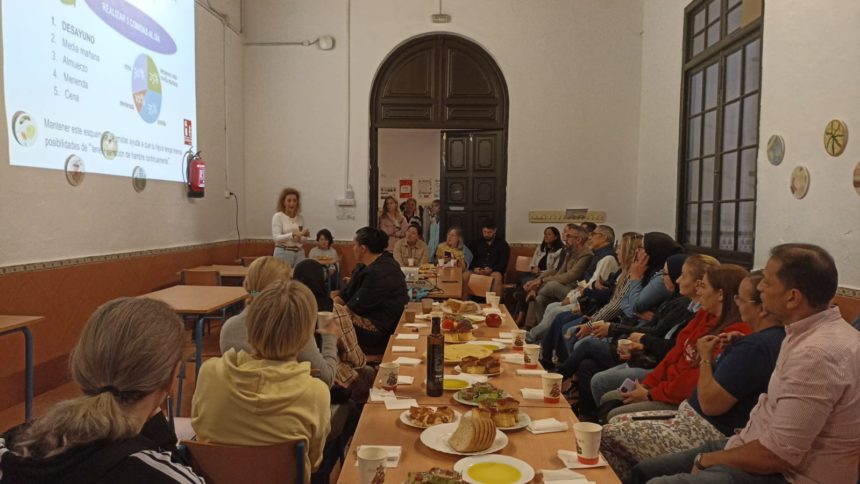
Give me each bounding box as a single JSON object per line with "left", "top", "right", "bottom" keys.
{"left": 132, "top": 166, "right": 147, "bottom": 193}
{"left": 65, "top": 155, "right": 85, "bottom": 186}
{"left": 853, "top": 161, "right": 860, "bottom": 196}
{"left": 766, "top": 135, "right": 785, "bottom": 165}
{"left": 101, "top": 131, "right": 119, "bottom": 160}
{"left": 790, "top": 166, "right": 810, "bottom": 199}
{"left": 824, "top": 119, "right": 847, "bottom": 156}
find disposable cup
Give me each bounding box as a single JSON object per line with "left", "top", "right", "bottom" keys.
{"left": 421, "top": 299, "right": 433, "bottom": 314}
{"left": 617, "top": 338, "right": 632, "bottom": 361}
{"left": 512, "top": 329, "right": 527, "bottom": 352}
{"left": 378, "top": 362, "right": 400, "bottom": 391}
{"left": 541, "top": 372, "right": 563, "bottom": 403}
{"left": 317, "top": 311, "right": 333, "bottom": 331}
{"left": 573, "top": 422, "right": 603, "bottom": 465}
{"left": 488, "top": 295, "right": 501, "bottom": 308}
{"left": 404, "top": 310, "right": 416, "bottom": 323}
{"left": 485, "top": 292, "right": 496, "bottom": 300}
{"left": 523, "top": 344, "right": 541, "bottom": 369}
{"left": 357, "top": 446, "right": 388, "bottom": 484}
{"left": 407, "top": 257, "right": 415, "bottom": 267}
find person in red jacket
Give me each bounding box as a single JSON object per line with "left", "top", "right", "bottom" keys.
{"left": 598, "top": 264, "right": 751, "bottom": 421}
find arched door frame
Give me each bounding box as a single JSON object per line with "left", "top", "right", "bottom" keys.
{"left": 368, "top": 33, "right": 510, "bottom": 239}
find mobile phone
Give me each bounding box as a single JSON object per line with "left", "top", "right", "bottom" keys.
{"left": 619, "top": 378, "right": 636, "bottom": 393}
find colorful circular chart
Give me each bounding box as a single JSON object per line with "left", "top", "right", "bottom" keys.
{"left": 131, "top": 54, "right": 162, "bottom": 124}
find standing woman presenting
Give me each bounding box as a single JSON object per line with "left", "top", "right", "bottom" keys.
{"left": 378, "top": 195, "right": 407, "bottom": 251}
{"left": 272, "top": 187, "right": 310, "bottom": 265}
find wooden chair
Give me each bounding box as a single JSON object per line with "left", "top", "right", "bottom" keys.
{"left": 467, "top": 273, "right": 495, "bottom": 299}
{"left": 180, "top": 269, "right": 222, "bottom": 286}
{"left": 182, "top": 440, "right": 306, "bottom": 484}
{"left": 514, "top": 255, "right": 532, "bottom": 273}
{"left": 239, "top": 256, "right": 263, "bottom": 267}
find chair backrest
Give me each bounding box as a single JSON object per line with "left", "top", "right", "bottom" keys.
{"left": 182, "top": 440, "right": 305, "bottom": 484}
{"left": 181, "top": 270, "right": 221, "bottom": 286}
{"left": 241, "top": 256, "right": 262, "bottom": 267}
{"left": 468, "top": 273, "right": 494, "bottom": 298}
{"left": 514, "top": 255, "right": 532, "bottom": 273}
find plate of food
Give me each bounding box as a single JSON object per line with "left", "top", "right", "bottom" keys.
{"left": 454, "top": 356, "right": 502, "bottom": 376}
{"left": 420, "top": 416, "right": 508, "bottom": 456}
{"left": 464, "top": 340, "right": 506, "bottom": 352}
{"left": 444, "top": 345, "right": 493, "bottom": 365}
{"left": 467, "top": 398, "right": 531, "bottom": 431}
{"left": 453, "top": 382, "right": 508, "bottom": 407}
{"left": 441, "top": 299, "right": 482, "bottom": 315}
{"left": 453, "top": 455, "right": 535, "bottom": 484}
{"left": 442, "top": 318, "right": 475, "bottom": 343}
{"left": 443, "top": 376, "right": 473, "bottom": 391}
{"left": 405, "top": 468, "right": 467, "bottom": 484}
{"left": 400, "top": 405, "right": 462, "bottom": 429}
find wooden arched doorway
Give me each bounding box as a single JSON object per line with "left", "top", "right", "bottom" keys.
{"left": 369, "top": 34, "right": 509, "bottom": 244}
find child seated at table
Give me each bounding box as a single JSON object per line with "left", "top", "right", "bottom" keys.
{"left": 308, "top": 228, "right": 340, "bottom": 289}
{"left": 193, "top": 280, "right": 331, "bottom": 482}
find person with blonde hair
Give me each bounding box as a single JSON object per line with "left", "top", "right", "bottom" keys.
{"left": 272, "top": 187, "right": 310, "bottom": 265}
{"left": 378, "top": 195, "right": 407, "bottom": 251}
{"left": 0, "top": 298, "right": 203, "bottom": 483}
{"left": 193, "top": 281, "right": 331, "bottom": 482}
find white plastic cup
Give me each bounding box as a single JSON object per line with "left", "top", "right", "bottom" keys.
{"left": 523, "top": 344, "right": 541, "bottom": 369}
{"left": 485, "top": 291, "right": 496, "bottom": 300}
{"left": 512, "top": 329, "right": 527, "bottom": 352}
{"left": 617, "top": 339, "right": 633, "bottom": 361}
{"left": 407, "top": 257, "right": 415, "bottom": 267}
{"left": 317, "top": 311, "right": 333, "bottom": 332}
{"left": 357, "top": 446, "right": 388, "bottom": 484}
{"left": 378, "top": 362, "right": 400, "bottom": 391}
{"left": 573, "top": 422, "right": 603, "bottom": 465}
{"left": 541, "top": 372, "right": 563, "bottom": 403}
{"left": 491, "top": 295, "right": 501, "bottom": 308}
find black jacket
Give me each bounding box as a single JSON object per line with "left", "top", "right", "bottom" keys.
{"left": 341, "top": 252, "right": 409, "bottom": 334}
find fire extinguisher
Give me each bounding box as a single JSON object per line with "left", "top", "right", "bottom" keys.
{"left": 185, "top": 150, "right": 205, "bottom": 198}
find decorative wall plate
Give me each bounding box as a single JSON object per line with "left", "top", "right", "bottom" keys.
{"left": 101, "top": 131, "right": 118, "bottom": 160}
{"left": 132, "top": 166, "right": 147, "bottom": 193}
{"left": 64, "top": 155, "right": 85, "bottom": 186}
{"left": 854, "top": 161, "right": 860, "bottom": 196}
{"left": 11, "top": 111, "right": 37, "bottom": 146}
{"left": 790, "top": 166, "right": 810, "bottom": 199}
{"left": 766, "top": 135, "right": 785, "bottom": 165}
{"left": 823, "top": 119, "right": 847, "bottom": 156}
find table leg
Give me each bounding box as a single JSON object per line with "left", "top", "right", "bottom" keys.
{"left": 195, "top": 316, "right": 205, "bottom": 378}
{"left": 22, "top": 327, "right": 33, "bottom": 422}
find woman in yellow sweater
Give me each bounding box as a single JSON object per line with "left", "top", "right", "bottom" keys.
{"left": 191, "top": 280, "right": 331, "bottom": 482}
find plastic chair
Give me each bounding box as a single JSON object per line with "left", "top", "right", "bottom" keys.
{"left": 181, "top": 269, "right": 222, "bottom": 286}
{"left": 467, "top": 273, "right": 495, "bottom": 298}
{"left": 182, "top": 440, "right": 306, "bottom": 484}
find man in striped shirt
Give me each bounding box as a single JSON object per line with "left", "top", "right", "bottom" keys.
{"left": 633, "top": 243, "right": 860, "bottom": 484}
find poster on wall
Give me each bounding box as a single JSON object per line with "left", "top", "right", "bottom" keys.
{"left": 418, "top": 179, "right": 432, "bottom": 199}
{"left": 380, "top": 186, "right": 397, "bottom": 199}
{"left": 399, "top": 179, "right": 413, "bottom": 199}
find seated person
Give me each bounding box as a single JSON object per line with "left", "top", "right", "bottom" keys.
{"left": 513, "top": 226, "right": 564, "bottom": 324}
{"left": 334, "top": 227, "right": 409, "bottom": 355}
{"left": 193, "top": 281, "right": 331, "bottom": 482}
{"left": 597, "top": 264, "right": 752, "bottom": 422}
{"left": 0, "top": 298, "right": 203, "bottom": 484}
{"left": 393, "top": 224, "right": 429, "bottom": 267}
{"left": 601, "top": 272, "right": 785, "bottom": 478}
{"left": 308, "top": 228, "right": 340, "bottom": 289}
{"left": 423, "top": 199, "right": 442, "bottom": 260}
{"left": 464, "top": 219, "right": 510, "bottom": 298}
{"left": 634, "top": 244, "right": 860, "bottom": 484}
{"left": 433, "top": 226, "right": 474, "bottom": 267}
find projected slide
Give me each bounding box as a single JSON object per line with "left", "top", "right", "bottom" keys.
{"left": 2, "top": 0, "right": 196, "bottom": 183}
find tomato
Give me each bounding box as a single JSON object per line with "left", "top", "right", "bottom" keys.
{"left": 485, "top": 313, "right": 502, "bottom": 328}
{"left": 441, "top": 319, "right": 455, "bottom": 331}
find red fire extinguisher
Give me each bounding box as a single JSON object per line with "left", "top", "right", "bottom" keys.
{"left": 186, "top": 150, "right": 205, "bottom": 198}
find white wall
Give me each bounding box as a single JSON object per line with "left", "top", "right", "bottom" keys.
{"left": 378, "top": 129, "right": 440, "bottom": 207}
{"left": 243, "top": 0, "right": 645, "bottom": 243}
{"left": 0, "top": 1, "right": 244, "bottom": 266}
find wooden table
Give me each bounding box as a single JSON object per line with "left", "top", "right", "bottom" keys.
{"left": 411, "top": 266, "right": 463, "bottom": 300}
{"left": 185, "top": 264, "right": 249, "bottom": 279}
{"left": 339, "top": 304, "right": 620, "bottom": 483}
{"left": 0, "top": 315, "right": 44, "bottom": 422}
{"left": 141, "top": 285, "right": 247, "bottom": 375}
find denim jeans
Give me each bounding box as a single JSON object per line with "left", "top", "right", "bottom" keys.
{"left": 556, "top": 336, "right": 615, "bottom": 380}
{"left": 591, "top": 363, "right": 652, "bottom": 406}
{"left": 539, "top": 311, "right": 583, "bottom": 367}
{"left": 629, "top": 440, "right": 788, "bottom": 484}
{"left": 527, "top": 301, "right": 577, "bottom": 343}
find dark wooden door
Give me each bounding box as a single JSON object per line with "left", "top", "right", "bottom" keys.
{"left": 441, "top": 130, "right": 506, "bottom": 244}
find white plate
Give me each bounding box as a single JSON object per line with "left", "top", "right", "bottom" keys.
{"left": 454, "top": 454, "right": 535, "bottom": 484}
{"left": 453, "top": 365, "right": 503, "bottom": 377}
{"left": 399, "top": 407, "right": 462, "bottom": 429}
{"left": 420, "top": 422, "right": 508, "bottom": 456}
{"left": 453, "top": 390, "right": 510, "bottom": 407}
{"left": 464, "top": 340, "right": 506, "bottom": 351}
{"left": 444, "top": 375, "right": 474, "bottom": 391}
{"left": 464, "top": 410, "right": 531, "bottom": 431}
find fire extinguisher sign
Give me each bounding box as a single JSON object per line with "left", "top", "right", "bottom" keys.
{"left": 184, "top": 119, "right": 193, "bottom": 146}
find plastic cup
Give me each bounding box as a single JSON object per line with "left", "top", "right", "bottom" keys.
{"left": 421, "top": 299, "right": 433, "bottom": 314}
{"left": 407, "top": 257, "right": 415, "bottom": 267}
{"left": 378, "top": 362, "right": 400, "bottom": 391}
{"left": 485, "top": 292, "right": 496, "bottom": 301}
{"left": 541, "top": 372, "right": 563, "bottom": 403}
{"left": 357, "top": 446, "right": 388, "bottom": 484}
{"left": 512, "top": 329, "right": 527, "bottom": 352}
{"left": 573, "top": 422, "right": 603, "bottom": 465}
{"left": 404, "top": 310, "right": 416, "bottom": 323}
{"left": 317, "top": 311, "right": 333, "bottom": 332}
{"left": 523, "top": 344, "right": 541, "bottom": 369}
{"left": 488, "top": 295, "right": 501, "bottom": 308}
{"left": 617, "top": 338, "right": 632, "bottom": 361}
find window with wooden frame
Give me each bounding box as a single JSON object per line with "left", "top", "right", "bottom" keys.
{"left": 677, "top": 0, "right": 763, "bottom": 265}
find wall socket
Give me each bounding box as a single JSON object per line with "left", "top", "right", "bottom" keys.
{"left": 224, "top": 190, "right": 232, "bottom": 199}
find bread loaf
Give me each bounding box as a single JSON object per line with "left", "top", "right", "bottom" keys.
{"left": 448, "top": 416, "right": 496, "bottom": 453}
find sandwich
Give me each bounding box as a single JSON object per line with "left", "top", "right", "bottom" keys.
{"left": 474, "top": 397, "right": 520, "bottom": 428}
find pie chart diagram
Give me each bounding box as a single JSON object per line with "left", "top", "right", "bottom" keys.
{"left": 131, "top": 54, "right": 162, "bottom": 124}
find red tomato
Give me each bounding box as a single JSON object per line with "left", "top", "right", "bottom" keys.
{"left": 485, "top": 313, "right": 502, "bottom": 328}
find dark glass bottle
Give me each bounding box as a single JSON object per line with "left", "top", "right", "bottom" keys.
{"left": 426, "top": 315, "right": 444, "bottom": 396}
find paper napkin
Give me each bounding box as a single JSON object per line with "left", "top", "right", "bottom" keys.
{"left": 557, "top": 450, "right": 609, "bottom": 469}
{"left": 392, "top": 356, "right": 422, "bottom": 366}
{"left": 453, "top": 373, "right": 488, "bottom": 384}
{"left": 521, "top": 388, "right": 544, "bottom": 400}
{"left": 392, "top": 345, "right": 416, "bottom": 353}
{"left": 404, "top": 322, "right": 429, "bottom": 327}
{"left": 395, "top": 333, "right": 420, "bottom": 340}
{"left": 482, "top": 308, "right": 502, "bottom": 315}
{"left": 501, "top": 354, "right": 525, "bottom": 365}
{"left": 492, "top": 338, "right": 514, "bottom": 344}
{"left": 516, "top": 369, "right": 547, "bottom": 376}
{"left": 383, "top": 398, "right": 418, "bottom": 410}
{"left": 397, "top": 375, "right": 414, "bottom": 385}
{"left": 499, "top": 331, "right": 514, "bottom": 339}
{"left": 355, "top": 445, "right": 402, "bottom": 468}
{"left": 527, "top": 418, "right": 569, "bottom": 434}
{"left": 537, "top": 468, "right": 589, "bottom": 483}
{"left": 369, "top": 388, "right": 397, "bottom": 402}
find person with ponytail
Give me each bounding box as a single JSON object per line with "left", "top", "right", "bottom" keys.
{"left": 0, "top": 298, "right": 203, "bottom": 484}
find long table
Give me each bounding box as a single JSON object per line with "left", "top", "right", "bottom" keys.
{"left": 338, "top": 304, "right": 620, "bottom": 483}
